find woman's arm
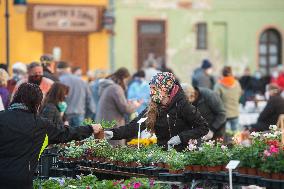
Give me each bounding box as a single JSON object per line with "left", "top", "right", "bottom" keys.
{"left": 41, "top": 118, "right": 94, "bottom": 144}
{"left": 111, "top": 109, "right": 148, "bottom": 140}
{"left": 178, "top": 102, "right": 209, "bottom": 143}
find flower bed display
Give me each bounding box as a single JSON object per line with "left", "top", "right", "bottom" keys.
{"left": 52, "top": 125, "right": 283, "bottom": 182}
{"left": 34, "top": 175, "right": 162, "bottom": 189}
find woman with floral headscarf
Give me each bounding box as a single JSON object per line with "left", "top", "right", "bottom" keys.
{"left": 104, "top": 72, "right": 208, "bottom": 151}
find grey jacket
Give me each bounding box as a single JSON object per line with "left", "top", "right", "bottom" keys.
{"left": 193, "top": 87, "right": 226, "bottom": 137}
{"left": 59, "top": 73, "right": 96, "bottom": 116}
{"left": 96, "top": 83, "right": 136, "bottom": 126}
{"left": 192, "top": 68, "right": 215, "bottom": 89}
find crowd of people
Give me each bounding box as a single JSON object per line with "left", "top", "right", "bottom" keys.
{"left": 1, "top": 54, "right": 284, "bottom": 187}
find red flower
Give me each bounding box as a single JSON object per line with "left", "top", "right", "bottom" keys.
{"left": 267, "top": 140, "right": 279, "bottom": 148}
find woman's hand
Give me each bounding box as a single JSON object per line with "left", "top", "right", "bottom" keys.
{"left": 167, "top": 135, "right": 181, "bottom": 149}
{"left": 104, "top": 131, "right": 114, "bottom": 140}
{"left": 91, "top": 124, "right": 102, "bottom": 134}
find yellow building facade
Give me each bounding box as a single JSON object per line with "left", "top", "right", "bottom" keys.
{"left": 0, "top": 0, "right": 109, "bottom": 73}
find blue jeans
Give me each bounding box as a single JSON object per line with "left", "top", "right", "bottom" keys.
{"left": 67, "top": 114, "right": 84, "bottom": 127}
{"left": 226, "top": 117, "right": 239, "bottom": 131}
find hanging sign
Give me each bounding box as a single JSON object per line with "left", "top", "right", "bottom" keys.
{"left": 27, "top": 4, "right": 104, "bottom": 32}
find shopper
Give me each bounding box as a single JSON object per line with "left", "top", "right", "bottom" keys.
{"left": 96, "top": 67, "right": 142, "bottom": 146}
{"left": 214, "top": 66, "right": 242, "bottom": 132}
{"left": 7, "top": 62, "right": 27, "bottom": 93}
{"left": 192, "top": 59, "right": 215, "bottom": 89}
{"left": 104, "top": 72, "right": 208, "bottom": 151}
{"left": 40, "top": 54, "right": 59, "bottom": 82}
{"left": 182, "top": 83, "right": 226, "bottom": 140}
{"left": 12, "top": 62, "right": 54, "bottom": 98}
{"left": 127, "top": 70, "right": 150, "bottom": 114}
{"left": 56, "top": 61, "right": 95, "bottom": 127}
{"left": 0, "top": 83, "right": 102, "bottom": 189}
{"left": 41, "top": 82, "right": 69, "bottom": 126}
{"left": 252, "top": 84, "right": 284, "bottom": 131}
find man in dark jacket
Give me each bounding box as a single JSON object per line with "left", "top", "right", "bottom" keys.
{"left": 0, "top": 83, "right": 102, "bottom": 189}
{"left": 252, "top": 84, "right": 284, "bottom": 131}
{"left": 182, "top": 84, "right": 226, "bottom": 139}
{"left": 104, "top": 72, "right": 208, "bottom": 151}
{"left": 40, "top": 54, "right": 59, "bottom": 82}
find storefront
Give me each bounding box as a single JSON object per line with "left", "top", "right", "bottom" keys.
{"left": 0, "top": 0, "right": 109, "bottom": 73}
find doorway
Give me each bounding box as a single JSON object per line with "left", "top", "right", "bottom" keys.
{"left": 137, "top": 20, "right": 166, "bottom": 70}
{"left": 44, "top": 33, "right": 88, "bottom": 74}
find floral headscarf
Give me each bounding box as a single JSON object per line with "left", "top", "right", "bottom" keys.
{"left": 149, "top": 72, "right": 176, "bottom": 103}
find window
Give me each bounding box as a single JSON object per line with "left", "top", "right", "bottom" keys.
{"left": 140, "top": 22, "right": 164, "bottom": 34}
{"left": 259, "top": 29, "right": 282, "bottom": 75}
{"left": 196, "top": 23, "right": 207, "bottom": 50}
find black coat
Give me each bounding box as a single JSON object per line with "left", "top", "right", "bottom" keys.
{"left": 0, "top": 109, "right": 93, "bottom": 189}
{"left": 112, "top": 88, "right": 208, "bottom": 151}
{"left": 41, "top": 103, "right": 64, "bottom": 126}
{"left": 192, "top": 87, "right": 226, "bottom": 138}
{"left": 256, "top": 95, "right": 284, "bottom": 131}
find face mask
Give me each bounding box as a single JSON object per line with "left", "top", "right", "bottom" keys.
{"left": 272, "top": 71, "right": 279, "bottom": 78}
{"left": 28, "top": 75, "right": 43, "bottom": 85}
{"left": 57, "top": 101, "right": 68, "bottom": 113}
{"left": 265, "top": 91, "right": 270, "bottom": 100}
{"left": 206, "top": 68, "right": 213, "bottom": 75}
{"left": 254, "top": 73, "right": 261, "bottom": 80}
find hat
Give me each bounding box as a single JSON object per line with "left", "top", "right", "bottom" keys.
{"left": 201, "top": 59, "right": 212, "bottom": 70}
{"left": 149, "top": 72, "right": 176, "bottom": 93}
{"left": 57, "top": 61, "right": 70, "bottom": 69}
{"left": 12, "top": 62, "right": 27, "bottom": 73}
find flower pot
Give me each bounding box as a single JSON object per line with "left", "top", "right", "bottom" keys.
{"left": 258, "top": 170, "right": 271, "bottom": 179}
{"left": 247, "top": 168, "right": 257, "bottom": 176}
{"left": 117, "top": 161, "right": 124, "bottom": 167}
{"left": 156, "top": 163, "right": 165, "bottom": 169}
{"left": 271, "top": 173, "right": 281, "bottom": 180}
{"left": 185, "top": 165, "right": 193, "bottom": 172}
{"left": 238, "top": 167, "right": 248, "bottom": 174}
{"left": 191, "top": 165, "right": 201, "bottom": 172}
{"left": 131, "top": 162, "right": 139, "bottom": 167}
{"left": 164, "top": 164, "right": 170, "bottom": 169}
{"left": 281, "top": 173, "right": 284, "bottom": 180}
{"left": 207, "top": 165, "right": 222, "bottom": 172}
{"left": 222, "top": 165, "right": 227, "bottom": 172}
{"left": 169, "top": 169, "right": 183, "bottom": 174}
{"left": 95, "top": 130, "right": 104, "bottom": 139}
{"left": 201, "top": 166, "right": 208, "bottom": 172}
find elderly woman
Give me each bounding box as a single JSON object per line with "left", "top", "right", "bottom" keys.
{"left": 104, "top": 72, "right": 208, "bottom": 151}
{"left": 0, "top": 83, "right": 102, "bottom": 188}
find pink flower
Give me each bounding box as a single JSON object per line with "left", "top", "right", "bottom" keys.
{"left": 264, "top": 150, "right": 271, "bottom": 157}
{"left": 269, "top": 145, "right": 279, "bottom": 154}
{"left": 121, "top": 184, "right": 127, "bottom": 189}
{"left": 133, "top": 182, "right": 142, "bottom": 189}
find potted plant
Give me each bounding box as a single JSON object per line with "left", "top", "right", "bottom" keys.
{"left": 165, "top": 149, "right": 186, "bottom": 174}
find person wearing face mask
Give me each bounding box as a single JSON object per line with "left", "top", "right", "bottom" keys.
{"left": 7, "top": 62, "right": 27, "bottom": 94}
{"left": 12, "top": 62, "right": 54, "bottom": 99}
{"left": 192, "top": 59, "right": 215, "bottom": 90}
{"left": 96, "top": 67, "right": 142, "bottom": 146}
{"left": 103, "top": 72, "right": 208, "bottom": 151}
{"left": 41, "top": 82, "right": 70, "bottom": 126}
{"left": 251, "top": 84, "right": 284, "bottom": 132}
{"left": 271, "top": 65, "right": 284, "bottom": 90}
